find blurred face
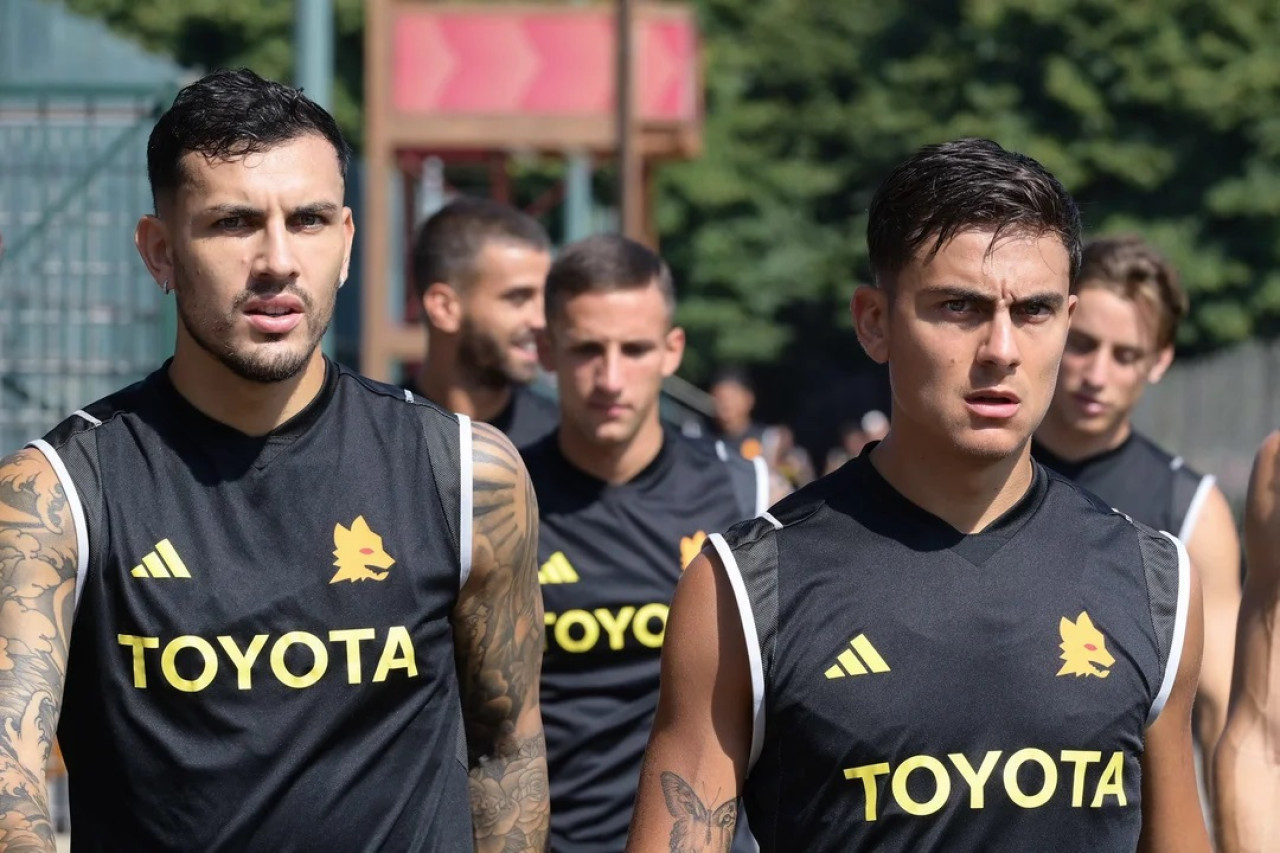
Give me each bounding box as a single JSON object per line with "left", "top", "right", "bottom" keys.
{"left": 139, "top": 134, "right": 353, "bottom": 383}
{"left": 711, "top": 380, "right": 755, "bottom": 432}
{"left": 855, "top": 229, "right": 1076, "bottom": 461}
{"left": 544, "top": 283, "right": 684, "bottom": 449}
{"left": 1045, "top": 285, "right": 1171, "bottom": 439}
{"left": 456, "top": 242, "right": 551, "bottom": 387}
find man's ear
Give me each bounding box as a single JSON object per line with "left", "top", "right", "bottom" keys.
{"left": 339, "top": 206, "right": 355, "bottom": 287}
{"left": 134, "top": 215, "right": 175, "bottom": 293}
{"left": 422, "top": 282, "right": 462, "bottom": 334}
{"left": 852, "top": 284, "right": 890, "bottom": 364}
{"left": 1147, "top": 344, "right": 1175, "bottom": 384}
{"left": 661, "top": 326, "right": 686, "bottom": 378}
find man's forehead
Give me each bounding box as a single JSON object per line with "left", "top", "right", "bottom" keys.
{"left": 175, "top": 137, "right": 343, "bottom": 201}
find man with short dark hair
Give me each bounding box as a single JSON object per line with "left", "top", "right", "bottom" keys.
{"left": 523, "top": 233, "right": 767, "bottom": 852}
{"left": 0, "top": 69, "right": 548, "bottom": 851}
{"left": 628, "top": 138, "right": 1208, "bottom": 851}
{"left": 411, "top": 197, "right": 557, "bottom": 446}
{"left": 1033, "top": 236, "right": 1241, "bottom": 767}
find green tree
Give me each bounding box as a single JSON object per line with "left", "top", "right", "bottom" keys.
{"left": 666, "top": 0, "right": 1280, "bottom": 382}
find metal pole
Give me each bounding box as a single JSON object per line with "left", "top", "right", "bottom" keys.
{"left": 295, "top": 0, "right": 336, "bottom": 357}
{"left": 614, "top": 0, "right": 642, "bottom": 240}
{"left": 564, "top": 0, "right": 594, "bottom": 243}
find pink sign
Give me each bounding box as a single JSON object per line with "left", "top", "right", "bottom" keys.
{"left": 392, "top": 7, "right": 699, "bottom": 123}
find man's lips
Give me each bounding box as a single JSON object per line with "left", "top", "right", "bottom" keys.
{"left": 243, "top": 296, "right": 304, "bottom": 334}
{"left": 965, "top": 389, "right": 1020, "bottom": 420}
{"left": 1071, "top": 392, "right": 1107, "bottom": 416}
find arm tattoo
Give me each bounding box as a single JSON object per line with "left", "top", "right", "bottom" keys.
{"left": 660, "top": 772, "right": 737, "bottom": 853}
{"left": 455, "top": 425, "right": 548, "bottom": 852}
{"left": 0, "top": 450, "right": 77, "bottom": 852}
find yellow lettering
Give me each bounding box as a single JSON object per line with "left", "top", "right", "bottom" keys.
{"left": 216, "top": 635, "right": 268, "bottom": 690}
{"left": 948, "top": 751, "right": 1001, "bottom": 809}
{"left": 271, "top": 631, "right": 329, "bottom": 689}
{"left": 329, "top": 628, "right": 376, "bottom": 684}
{"left": 594, "top": 607, "right": 636, "bottom": 651}
{"left": 1060, "top": 750, "right": 1102, "bottom": 807}
{"left": 554, "top": 609, "right": 600, "bottom": 654}
{"left": 1003, "top": 748, "right": 1058, "bottom": 808}
{"left": 117, "top": 634, "right": 160, "bottom": 688}
{"left": 373, "top": 626, "right": 418, "bottom": 682}
{"left": 843, "top": 763, "right": 891, "bottom": 821}
{"left": 892, "top": 754, "right": 952, "bottom": 816}
{"left": 1091, "top": 752, "right": 1126, "bottom": 807}
{"left": 161, "top": 635, "right": 218, "bottom": 693}
{"left": 632, "top": 603, "right": 669, "bottom": 648}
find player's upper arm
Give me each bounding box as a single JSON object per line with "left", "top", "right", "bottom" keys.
{"left": 626, "top": 548, "right": 754, "bottom": 853}
{"left": 1184, "top": 482, "right": 1241, "bottom": 743}
{"left": 1139, "top": 536, "right": 1211, "bottom": 852}
{"left": 0, "top": 448, "right": 79, "bottom": 841}
{"left": 451, "top": 421, "right": 544, "bottom": 756}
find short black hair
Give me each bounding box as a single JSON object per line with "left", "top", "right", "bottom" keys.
{"left": 867, "top": 138, "right": 1081, "bottom": 289}
{"left": 146, "top": 68, "right": 351, "bottom": 210}
{"left": 410, "top": 197, "right": 551, "bottom": 298}
{"left": 545, "top": 234, "right": 676, "bottom": 324}
{"left": 710, "top": 366, "right": 754, "bottom": 393}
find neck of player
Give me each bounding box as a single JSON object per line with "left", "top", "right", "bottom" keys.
{"left": 169, "top": 338, "right": 327, "bottom": 437}
{"left": 417, "top": 358, "right": 515, "bottom": 424}
{"left": 869, "top": 423, "right": 1035, "bottom": 534}
{"left": 1034, "top": 410, "right": 1132, "bottom": 463}
{"left": 559, "top": 414, "right": 664, "bottom": 486}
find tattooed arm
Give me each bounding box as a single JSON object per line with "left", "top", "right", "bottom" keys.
{"left": 452, "top": 423, "right": 549, "bottom": 853}
{"left": 627, "top": 550, "right": 752, "bottom": 853}
{"left": 0, "top": 450, "right": 77, "bottom": 853}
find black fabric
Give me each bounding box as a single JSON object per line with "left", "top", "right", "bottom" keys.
{"left": 1032, "top": 431, "right": 1208, "bottom": 537}
{"left": 40, "top": 360, "right": 473, "bottom": 852}
{"left": 523, "top": 428, "right": 759, "bottom": 853}
{"left": 1138, "top": 528, "right": 1182, "bottom": 698}
{"left": 490, "top": 383, "right": 558, "bottom": 448}
{"left": 717, "top": 448, "right": 1179, "bottom": 852}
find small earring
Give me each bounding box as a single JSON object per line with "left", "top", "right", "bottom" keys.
{"left": 161, "top": 279, "right": 171, "bottom": 294}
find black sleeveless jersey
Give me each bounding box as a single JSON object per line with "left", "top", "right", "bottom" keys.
{"left": 492, "top": 384, "right": 559, "bottom": 448}
{"left": 30, "top": 360, "right": 475, "bottom": 852}
{"left": 711, "top": 451, "right": 1188, "bottom": 852}
{"left": 1032, "top": 432, "right": 1214, "bottom": 543}
{"left": 522, "top": 429, "right": 767, "bottom": 852}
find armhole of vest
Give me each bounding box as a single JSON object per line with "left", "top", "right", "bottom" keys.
{"left": 709, "top": 532, "right": 767, "bottom": 772}
{"left": 26, "top": 439, "right": 90, "bottom": 614}
{"left": 458, "top": 414, "right": 474, "bottom": 592}
{"left": 751, "top": 455, "right": 769, "bottom": 517}
{"left": 1147, "top": 531, "right": 1192, "bottom": 726}
{"left": 1176, "top": 473, "right": 1215, "bottom": 544}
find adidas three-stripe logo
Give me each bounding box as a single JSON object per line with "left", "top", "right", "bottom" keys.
{"left": 130, "top": 539, "right": 191, "bottom": 579}
{"left": 824, "top": 634, "right": 890, "bottom": 679}
{"left": 539, "top": 551, "right": 579, "bottom": 585}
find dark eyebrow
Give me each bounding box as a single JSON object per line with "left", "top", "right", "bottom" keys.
{"left": 292, "top": 202, "right": 341, "bottom": 218}
{"left": 201, "top": 204, "right": 261, "bottom": 219}
{"left": 1014, "top": 292, "right": 1066, "bottom": 311}
{"left": 921, "top": 286, "right": 995, "bottom": 304}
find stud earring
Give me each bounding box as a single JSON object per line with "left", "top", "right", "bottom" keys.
{"left": 161, "top": 279, "right": 171, "bottom": 294}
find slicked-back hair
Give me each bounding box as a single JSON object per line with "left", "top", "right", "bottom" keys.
{"left": 1078, "top": 236, "right": 1187, "bottom": 350}
{"left": 545, "top": 234, "right": 676, "bottom": 326}
{"left": 147, "top": 68, "right": 351, "bottom": 211}
{"left": 411, "top": 197, "right": 551, "bottom": 298}
{"left": 867, "top": 138, "right": 1082, "bottom": 291}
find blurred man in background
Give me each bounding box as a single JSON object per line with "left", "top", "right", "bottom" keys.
{"left": 410, "top": 197, "right": 559, "bottom": 446}
{"left": 1214, "top": 430, "right": 1280, "bottom": 853}
{"left": 523, "top": 234, "right": 767, "bottom": 852}
{"left": 711, "top": 367, "right": 814, "bottom": 488}
{"left": 1033, "top": 236, "right": 1241, "bottom": 765}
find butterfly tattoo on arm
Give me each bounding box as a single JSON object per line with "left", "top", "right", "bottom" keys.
{"left": 660, "top": 771, "right": 737, "bottom": 853}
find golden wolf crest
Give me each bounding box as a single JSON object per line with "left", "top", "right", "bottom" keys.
{"left": 329, "top": 516, "right": 396, "bottom": 584}
{"left": 681, "top": 531, "right": 708, "bottom": 569}
{"left": 1057, "top": 611, "right": 1115, "bottom": 678}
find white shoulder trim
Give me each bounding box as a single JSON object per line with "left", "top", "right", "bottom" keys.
{"left": 1147, "top": 531, "right": 1192, "bottom": 725}
{"left": 761, "top": 511, "right": 783, "bottom": 530}
{"left": 709, "top": 532, "right": 766, "bottom": 771}
{"left": 1176, "top": 474, "right": 1216, "bottom": 544}
{"left": 752, "top": 455, "right": 769, "bottom": 517}
{"left": 72, "top": 409, "right": 102, "bottom": 427}
{"left": 714, "top": 440, "right": 729, "bottom": 462}
{"left": 26, "top": 440, "right": 90, "bottom": 613}
{"left": 458, "top": 415, "right": 474, "bottom": 591}
{"left": 403, "top": 388, "right": 414, "bottom": 403}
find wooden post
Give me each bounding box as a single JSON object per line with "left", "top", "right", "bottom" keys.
{"left": 361, "top": 0, "right": 392, "bottom": 381}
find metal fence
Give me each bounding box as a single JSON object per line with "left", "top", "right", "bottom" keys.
{"left": 1134, "top": 338, "right": 1280, "bottom": 509}
{"left": 0, "top": 84, "right": 176, "bottom": 451}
